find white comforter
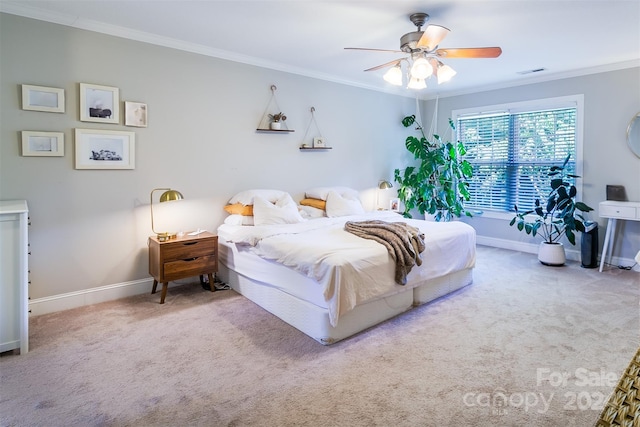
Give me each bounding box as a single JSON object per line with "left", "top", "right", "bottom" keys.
{"left": 217, "top": 211, "right": 476, "bottom": 326}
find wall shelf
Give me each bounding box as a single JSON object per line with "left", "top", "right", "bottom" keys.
{"left": 256, "top": 129, "right": 295, "bottom": 133}
{"left": 299, "top": 106, "right": 330, "bottom": 150}
{"left": 299, "top": 147, "right": 332, "bottom": 151}
{"left": 256, "top": 85, "right": 293, "bottom": 132}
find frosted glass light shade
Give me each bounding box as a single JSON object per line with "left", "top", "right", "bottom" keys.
{"left": 383, "top": 65, "right": 403, "bottom": 86}
{"left": 407, "top": 77, "right": 427, "bottom": 90}
{"left": 410, "top": 57, "right": 433, "bottom": 79}
{"left": 437, "top": 64, "right": 457, "bottom": 84}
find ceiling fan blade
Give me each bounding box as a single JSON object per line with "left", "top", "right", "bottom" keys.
{"left": 344, "top": 47, "right": 403, "bottom": 53}
{"left": 364, "top": 58, "right": 404, "bottom": 72}
{"left": 436, "top": 47, "right": 503, "bottom": 58}
{"left": 416, "top": 25, "right": 450, "bottom": 51}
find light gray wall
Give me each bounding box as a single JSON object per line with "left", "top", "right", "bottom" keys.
{"left": 0, "top": 14, "right": 414, "bottom": 299}
{"left": 425, "top": 67, "right": 640, "bottom": 261}
{"left": 2, "top": 13, "right": 637, "bottom": 305}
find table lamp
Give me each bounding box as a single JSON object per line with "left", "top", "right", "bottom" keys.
{"left": 150, "top": 188, "right": 183, "bottom": 241}
{"left": 378, "top": 180, "right": 393, "bottom": 190}
{"left": 377, "top": 180, "right": 393, "bottom": 210}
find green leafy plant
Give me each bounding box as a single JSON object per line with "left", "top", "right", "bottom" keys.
{"left": 268, "top": 112, "right": 287, "bottom": 122}
{"left": 509, "top": 154, "right": 593, "bottom": 245}
{"left": 393, "top": 115, "right": 473, "bottom": 221}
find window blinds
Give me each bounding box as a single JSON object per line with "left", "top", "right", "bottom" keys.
{"left": 458, "top": 107, "right": 576, "bottom": 212}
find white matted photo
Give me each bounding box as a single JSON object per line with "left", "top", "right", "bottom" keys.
{"left": 21, "top": 131, "right": 64, "bottom": 156}
{"left": 390, "top": 198, "right": 400, "bottom": 212}
{"left": 21, "top": 85, "right": 65, "bottom": 113}
{"left": 75, "top": 128, "right": 135, "bottom": 170}
{"left": 313, "top": 137, "right": 326, "bottom": 148}
{"left": 79, "top": 83, "right": 120, "bottom": 124}
{"left": 124, "top": 101, "right": 148, "bottom": 127}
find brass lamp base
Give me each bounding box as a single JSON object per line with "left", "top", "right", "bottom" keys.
{"left": 156, "top": 232, "right": 178, "bottom": 242}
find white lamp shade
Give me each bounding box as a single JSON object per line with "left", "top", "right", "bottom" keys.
{"left": 437, "top": 64, "right": 457, "bottom": 84}
{"left": 410, "top": 57, "right": 433, "bottom": 80}
{"left": 383, "top": 65, "right": 403, "bottom": 86}
{"left": 407, "top": 77, "right": 427, "bottom": 90}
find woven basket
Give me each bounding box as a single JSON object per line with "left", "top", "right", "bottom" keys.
{"left": 595, "top": 346, "right": 640, "bottom": 426}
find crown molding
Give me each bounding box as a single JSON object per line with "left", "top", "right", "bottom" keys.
{"left": 2, "top": 2, "right": 637, "bottom": 102}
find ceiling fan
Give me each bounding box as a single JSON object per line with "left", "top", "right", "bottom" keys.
{"left": 345, "top": 12, "right": 502, "bottom": 89}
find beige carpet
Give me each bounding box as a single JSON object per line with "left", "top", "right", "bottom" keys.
{"left": 1, "top": 246, "right": 638, "bottom": 427}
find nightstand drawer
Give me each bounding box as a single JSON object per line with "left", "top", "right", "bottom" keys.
{"left": 162, "top": 238, "right": 216, "bottom": 261}
{"left": 599, "top": 204, "right": 637, "bottom": 219}
{"left": 163, "top": 255, "right": 217, "bottom": 281}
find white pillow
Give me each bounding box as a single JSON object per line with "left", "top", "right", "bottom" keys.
{"left": 298, "top": 205, "right": 326, "bottom": 219}
{"left": 223, "top": 214, "right": 255, "bottom": 226}
{"left": 305, "top": 186, "right": 359, "bottom": 201}
{"left": 325, "top": 190, "right": 365, "bottom": 217}
{"left": 253, "top": 194, "right": 305, "bottom": 226}
{"left": 228, "top": 189, "right": 288, "bottom": 205}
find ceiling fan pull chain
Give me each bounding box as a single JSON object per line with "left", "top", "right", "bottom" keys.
{"left": 427, "top": 95, "right": 439, "bottom": 141}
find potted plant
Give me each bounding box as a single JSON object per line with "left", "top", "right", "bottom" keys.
{"left": 268, "top": 112, "right": 287, "bottom": 130}
{"left": 394, "top": 115, "right": 474, "bottom": 221}
{"left": 509, "top": 154, "right": 593, "bottom": 266}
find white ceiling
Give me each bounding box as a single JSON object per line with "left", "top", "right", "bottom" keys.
{"left": 2, "top": 0, "right": 639, "bottom": 99}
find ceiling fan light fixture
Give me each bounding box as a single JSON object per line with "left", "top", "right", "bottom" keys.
{"left": 437, "top": 63, "right": 457, "bottom": 84}
{"left": 407, "top": 77, "right": 427, "bottom": 90}
{"left": 346, "top": 12, "right": 501, "bottom": 92}
{"left": 410, "top": 56, "right": 432, "bottom": 80}
{"left": 383, "top": 64, "right": 403, "bottom": 86}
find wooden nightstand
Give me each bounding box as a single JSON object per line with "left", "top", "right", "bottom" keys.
{"left": 148, "top": 231, "right": 218, "bottom": 304}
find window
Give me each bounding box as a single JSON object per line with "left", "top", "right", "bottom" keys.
{"left": 453, "top": 96, "right": 583, "bottom": 215}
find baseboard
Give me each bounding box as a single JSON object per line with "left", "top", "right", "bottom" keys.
{"left": 28, "top": 278, "right": 184, "bottom": 316}
{"left": 29, "top": 237, "right": 636, "bottom": 317}
{"left": 476, "top": 235, "right": 636, "bottom": 267}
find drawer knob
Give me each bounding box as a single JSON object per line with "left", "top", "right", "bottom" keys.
{"left": 183, "top": 242, "right": 198, "bottom": 246}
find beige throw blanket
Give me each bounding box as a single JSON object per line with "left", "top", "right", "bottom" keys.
{"left": 344, "top": 220, "right": 425, "bottom": 285}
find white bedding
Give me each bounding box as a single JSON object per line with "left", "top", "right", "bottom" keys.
{"left": 217, "top": 211, "right": 476, "bottom": 326}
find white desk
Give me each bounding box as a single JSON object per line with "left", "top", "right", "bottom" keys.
{"left": 598, "top": 200, "right": 640, "bottom": 272}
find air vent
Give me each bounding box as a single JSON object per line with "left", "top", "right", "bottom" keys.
{"left": 517, "top": 68, "right": 547, "bottom": 75}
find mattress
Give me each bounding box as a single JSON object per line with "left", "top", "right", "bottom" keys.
{"left": 216, "top": 211, "right": 476, "bottom": 343}
{"left": 218, "top": 240, "right": 473, "bottom": 344}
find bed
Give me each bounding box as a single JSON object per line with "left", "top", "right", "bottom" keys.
{"left": 216, "top": 188, "right": 476, "bottom": 345}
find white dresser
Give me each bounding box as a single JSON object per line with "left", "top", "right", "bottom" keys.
{"left": 0, "top": 200, "right": 29, "bottom": 354}
{"left": 598, "top": 200, "right": 640, "bottom": 272}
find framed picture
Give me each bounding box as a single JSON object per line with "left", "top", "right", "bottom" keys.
{"left": 124, "top": 101, "right": 148, "bottom": 127}
{"left": 313, "top": 137, "right": 326, "bottom": 148}
{"left": 21, "top": 85, "right": 65, "bottom": 113}
{"left": 74, "top": 128, "right": 135, "bottom": 170}
{"left": 21, "top": 131, "right": 64, "bottom": 156}
{"left": 390, "top": 198, "right": 400, "bottom": 212}
{"left": 79, "top": 83, "right": 119, "bottom": 124}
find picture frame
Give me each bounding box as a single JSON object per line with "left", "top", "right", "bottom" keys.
{"left": 390, "top": 198, "right": 400, "bottom": 212}
{"left": 74, "top": 128, "right": 135, "bottom": 170}
{"left": 79, "top": 83, "right": 119, "bottom": 124}
{"left": 21, "top": 85, "right": 65, "bottom": 113}
{"left": 313, "top": 137, "right": 326, "bottom": 148}
{"left": 124, "top": 101, "right": 148, "bottom": 127}
{"left": 21, "top": 131, "right": 64, "bottom": 156}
